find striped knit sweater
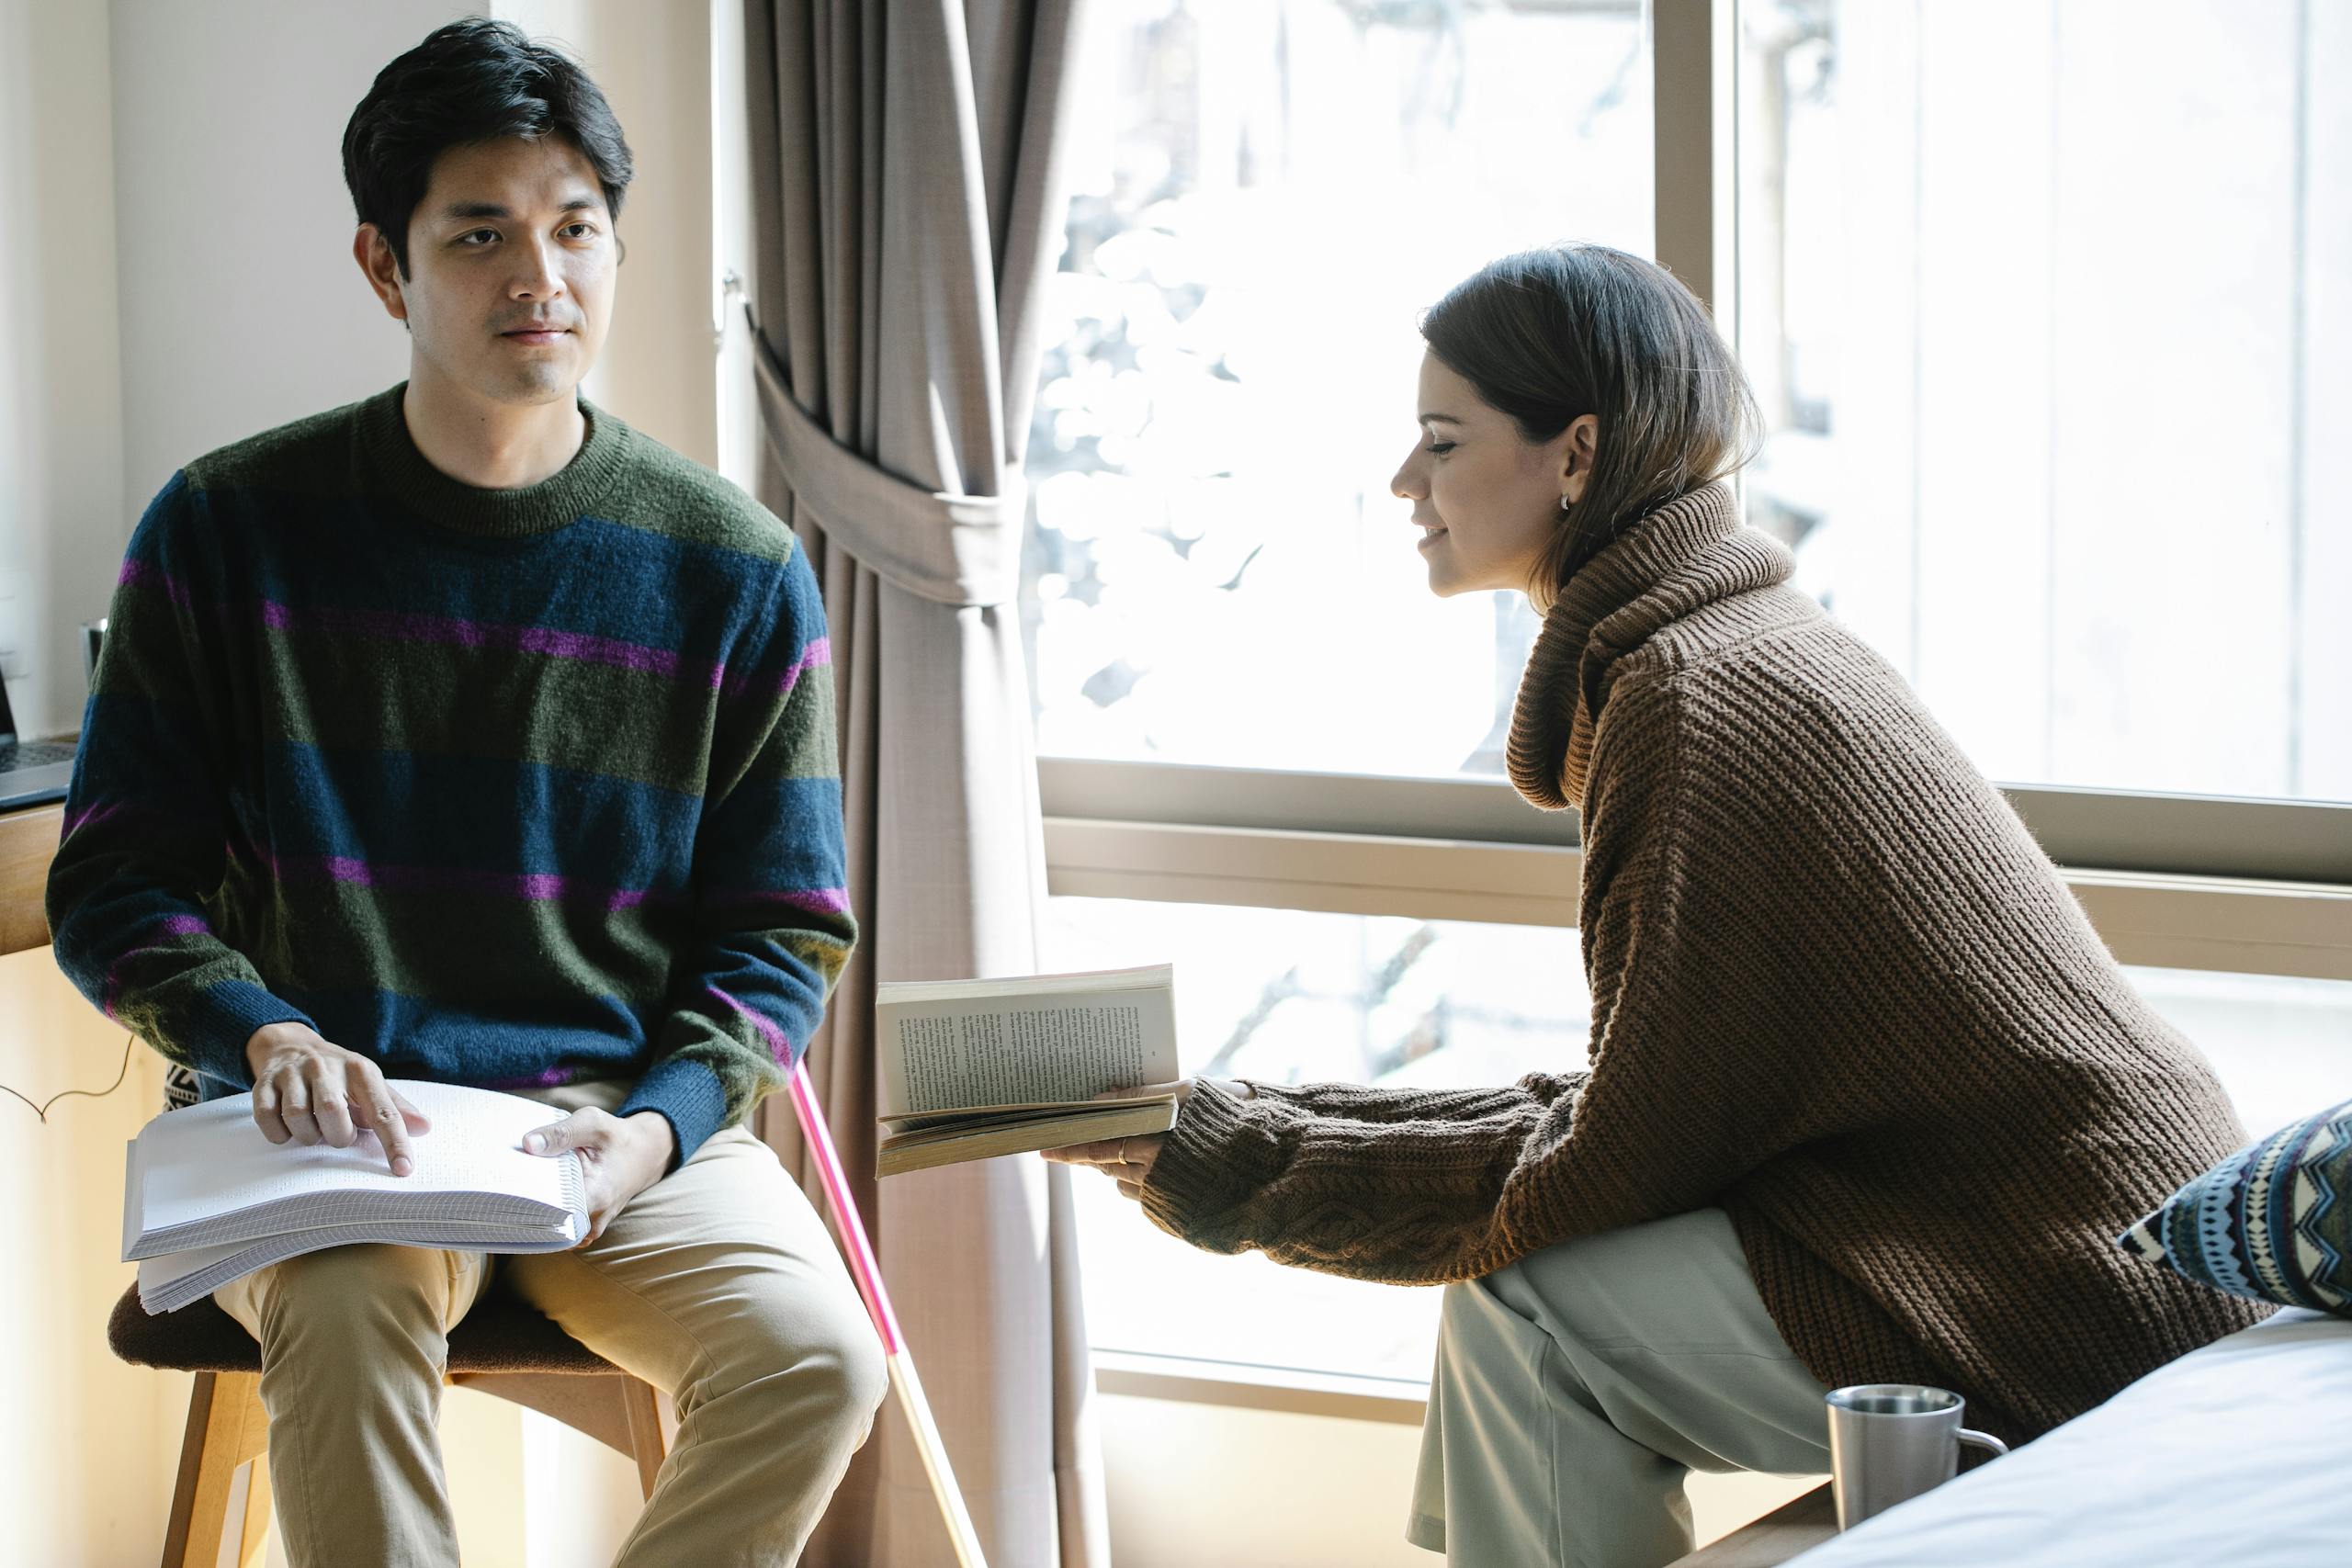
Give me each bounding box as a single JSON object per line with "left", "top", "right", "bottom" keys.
{"left": 46, "top": 384, "right": 854, "bottom": 1166}
{"left": 1142, "top": 482, "right": 2266, "bottom": 1442}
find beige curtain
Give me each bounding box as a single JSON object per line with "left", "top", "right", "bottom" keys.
{"left": 739, "top": 3, "right": 1106, "bottom": 1565}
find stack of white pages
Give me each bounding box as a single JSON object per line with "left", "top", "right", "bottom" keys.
{"left": 122, "top": 1079, "right": 591, "bottom": 1314}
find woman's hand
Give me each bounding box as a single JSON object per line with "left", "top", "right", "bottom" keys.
{"left": 1044, "top": 1078, "right": 1250, "bottom": 1201}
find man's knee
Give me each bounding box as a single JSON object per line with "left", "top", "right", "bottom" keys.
{"left": 841, "top": 1318, "right": 888, "bottom": 1426}
{"left": 698, "top": 1283, "right": 888, "bottom": 1450}
{"left": 803, "top": 1321, "right": 888, "bottom": 1445}
{"left": 244, "top": 1244, "right": 464, "bottom": 1351}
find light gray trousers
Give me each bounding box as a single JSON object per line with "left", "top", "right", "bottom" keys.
{"left": 1408, "top": 1207, "right": 1833, "bottom": 1568}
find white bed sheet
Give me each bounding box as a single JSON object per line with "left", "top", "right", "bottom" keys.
{"left": 1788, "top": 1308, "right": 2352, "bottom": 1568}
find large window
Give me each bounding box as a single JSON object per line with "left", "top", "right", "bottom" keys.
{"left": 1024, "top": 0, "right": 1651, "bottom": 778}
{"left": 1736, "top": 0, "right": 2349, "bottom": 802}
{"left": 1024, "top": 0, "right": 2352, "bottom": 1393}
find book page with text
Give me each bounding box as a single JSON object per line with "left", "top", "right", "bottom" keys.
{"left": 878, "top": 987, "right": 1179, "bottom": 1117}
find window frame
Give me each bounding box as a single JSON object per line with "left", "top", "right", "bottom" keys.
{"left": 1042, "top": 758, "right": 2352, "bottom": 984}
{"left": 1035, "top": 0, "right": 2352, "bottom": 1419}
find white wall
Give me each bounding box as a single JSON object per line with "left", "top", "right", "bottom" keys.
{"left": 107, "top": 0, "right": 475, "bottom": 540}
{"left": 0, "top": 950, "right": 186, "bottom": 1567}
{"left": 106, "top": 0, "right": 719, "bottom": 518}
{"left": 0, "top": 0, "right": 130, "bottom": 740}
{"left": 496, "top": 0, "right": 718, "bottom": 468}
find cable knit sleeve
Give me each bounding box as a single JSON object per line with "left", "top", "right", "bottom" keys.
{"left": 1140, "top": 671, "right": 1839, "bottom": 1283}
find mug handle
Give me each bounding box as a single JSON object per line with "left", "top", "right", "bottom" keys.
{"left": 1958, "top": 1428, "right": 2009, "bottom": 1459}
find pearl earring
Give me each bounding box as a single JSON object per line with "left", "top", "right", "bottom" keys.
{"left": 1559, "top": 495, "right": 1573, "bottom": 512}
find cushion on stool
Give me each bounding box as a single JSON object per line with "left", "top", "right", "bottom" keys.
{"left": 107, "top": 1282, "right": 621, "bottom": 1376}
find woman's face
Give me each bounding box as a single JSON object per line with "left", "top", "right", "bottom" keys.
{"left": 1389, "top": 350, "right": 1592, "bottom": 599}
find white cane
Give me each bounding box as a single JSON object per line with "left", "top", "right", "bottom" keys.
{"left": 787, "top": 1060, "right": 989, "bottom": 1568}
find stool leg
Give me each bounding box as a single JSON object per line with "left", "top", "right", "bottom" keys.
{"left": 620, "top": 1375, "right": 667, "bottom": 1502}
{"left": 162, "top": 1371, "right": 268, "bottom": 1568}
{"left": 236, "top": 1457, "right": 274, "bottom": 1567}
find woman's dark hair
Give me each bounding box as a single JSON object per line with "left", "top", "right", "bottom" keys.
{"left": 1419, "top": 244, "right": 1759, "bottom": 611}
{"left": 342, "top": 18, "right": 635, "bottom": 279}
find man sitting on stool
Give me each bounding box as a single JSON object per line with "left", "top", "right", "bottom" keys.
{"left": 47, "top": 20, "right": 883, "bottom": 1566}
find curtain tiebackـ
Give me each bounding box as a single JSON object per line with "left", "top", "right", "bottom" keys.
{"left": 747, "top": 315, "right": 1026, "bottom": 610}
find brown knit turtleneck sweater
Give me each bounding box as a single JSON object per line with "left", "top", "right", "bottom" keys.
{"left": 1140, "top": 482, "right": 2266, "bottom": 1442}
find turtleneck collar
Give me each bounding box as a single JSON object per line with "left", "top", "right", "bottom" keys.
{"left": 1505, "top": 481, "right": 1794, "bottom": 811}
{"left": 356, "top": 381, "right": 631, "bottom": 538}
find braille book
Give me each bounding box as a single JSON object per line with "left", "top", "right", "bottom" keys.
{"left": 123, "top": 1079, "right": 589, "bottom": 1314}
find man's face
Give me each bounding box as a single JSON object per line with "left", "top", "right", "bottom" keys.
{"left": 359, "top": 134, "right": 616, "bottom": 407}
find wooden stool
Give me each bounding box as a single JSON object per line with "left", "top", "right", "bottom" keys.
{"left": 107, "top": 1282, "right": 672, "bottom": 1568}
{"left": 1668, "top": 1483, "right": 1837, "bottom": 1566}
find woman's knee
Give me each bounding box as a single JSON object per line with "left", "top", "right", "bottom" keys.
{"left": 1438, "top": 1268, "right": 1523, "bottom": 1351}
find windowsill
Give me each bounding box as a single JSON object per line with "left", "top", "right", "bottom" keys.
{"left": 1091, "top": 1348, "right": 1429, "bottom": 1427}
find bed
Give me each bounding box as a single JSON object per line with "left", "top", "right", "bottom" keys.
{"left": 1784, "top": 1307, "right": 2352, "bottom": 1566}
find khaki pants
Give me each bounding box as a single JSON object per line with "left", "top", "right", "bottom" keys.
{"left": 1408, "top": 1207, "right": 1833, "bottom": 1568}
{"left": 215, "top": 1082, "right": 886, "bottom": 1568}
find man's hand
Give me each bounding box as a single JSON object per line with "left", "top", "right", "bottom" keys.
{"left": 1043, "top": 1078, "right": 1250, "bottom": 1202}
{"left": 244, "top": 1021, "right": 430, "bottom": 1176}
{"left": 522, "top": 1108, "right": 676, "bottom": 1247}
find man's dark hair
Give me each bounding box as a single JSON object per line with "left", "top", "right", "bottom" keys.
{"left": 342, "top": 18, "right": 634, "bottom": 278}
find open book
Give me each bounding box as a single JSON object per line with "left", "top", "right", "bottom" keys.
{"left": 875, "top": 964, "right": 1182, "bottom": 1177}
{"left": 122, "top": 1079, "right": 591, "bottom": 1314}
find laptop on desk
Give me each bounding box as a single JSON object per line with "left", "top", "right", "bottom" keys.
{"left": 0, "top": 681, "right": 78, "bottom": 811}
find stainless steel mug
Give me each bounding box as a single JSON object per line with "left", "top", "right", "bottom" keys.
{"left": 1825, "top": 1384, "right": 2009, "bottom": 1530}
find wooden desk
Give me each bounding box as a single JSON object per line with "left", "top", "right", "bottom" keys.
{"left": 0, "top": 802, "right": 62, "bottom": 955}
{"left": 1671, "top": 1483, "right": 1837, "bottom": 1567}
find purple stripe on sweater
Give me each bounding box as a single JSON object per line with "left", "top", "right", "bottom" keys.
{"left": 62, "top": 800, "right": 125, "bottom": 839}
{"left": 101, "top": 911, "right": 214, "bottom": 1019}
{"left": 260, "top": 600, "right": 727, "bottom": 688}
{"left": 718, "top": 635, "right": 832, "bottom": 702}
{"left": 118, "top": 558, "right": 195, "bottom": 608}
{"left": 704, "top": 886, "right": 853, "bottom": 919}
{"left": 268, "top": 853, "right": 675, "bottom": 910}
{"left": 707, "top": 985, "right": 795, "bottom": 1064}
{"left": 478, "top": 1066, "right": 579, "bottom": 1090}
{"left": 783, "top": 636, "right": 832, "bottom": 695}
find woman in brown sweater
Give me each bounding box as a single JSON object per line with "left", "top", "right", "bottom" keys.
{"left": 1048, "top": 245, "right": 2263, "bottom": 1568}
